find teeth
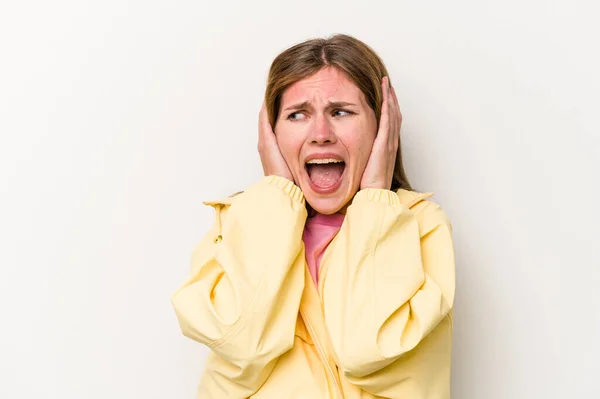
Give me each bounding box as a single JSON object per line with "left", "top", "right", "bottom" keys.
{"left": 306, "top": 158, "right": 344, "bottom": 164}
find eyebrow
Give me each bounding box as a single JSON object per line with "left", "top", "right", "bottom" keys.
{"left": 283, "top": 101, "right": 357, "bottom": 111}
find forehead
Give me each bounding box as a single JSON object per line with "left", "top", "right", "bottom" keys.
{"left": 281, "top": 67, "right": 365, "bottom": 106}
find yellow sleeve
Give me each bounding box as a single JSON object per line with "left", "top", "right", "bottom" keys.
{"left": 171, "top": 176, "right": 307, "bottom": 396}
{"left": 321, "top": 188, "right": 455, "bottom": 393}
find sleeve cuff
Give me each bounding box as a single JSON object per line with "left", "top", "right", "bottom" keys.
{"left": 353, "top": 188, "right": 401, "bottom": 205}
{"left": 263, "top": 175, "right": 305, "bottom": 205}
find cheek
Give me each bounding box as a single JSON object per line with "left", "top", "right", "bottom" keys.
{"left": 345, "top": 122, "right": 376, "bottom": 168}
{"left": 274, "top": 128, "right": 303, "bottom": 165}
{"left": 354, "top": 142, "right": 373, "bottom": 173}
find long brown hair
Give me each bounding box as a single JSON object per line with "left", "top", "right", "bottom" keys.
{"left": 264, "top": 34, "right": 412, "bottom": 192}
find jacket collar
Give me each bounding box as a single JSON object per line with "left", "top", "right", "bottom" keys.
{"left": 396, "top": 189, "right": 435, "bottom": 208}
{"left": 202, "top": 192, "right": 241, "bottom": 207}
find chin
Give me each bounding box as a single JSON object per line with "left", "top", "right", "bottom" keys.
{"left": 306, "top": 196, "right": 345, "bottom": 215}
{"left": 303, "top": 182, "right": 356, "bottom": 215}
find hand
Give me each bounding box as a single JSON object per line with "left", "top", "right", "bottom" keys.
{"left": 360, "top": 76, "right": 402, "bottom": 190}
{"left": 257, "top": 102, "right": 294, "bottom": 182}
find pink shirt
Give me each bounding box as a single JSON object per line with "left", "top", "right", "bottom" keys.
{"left": 302, "top": 213, "right": 345, "bottom": 286}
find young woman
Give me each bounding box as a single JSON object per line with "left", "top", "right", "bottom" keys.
{"left": 172, "top": 34, "right": 456, "bottom": 399}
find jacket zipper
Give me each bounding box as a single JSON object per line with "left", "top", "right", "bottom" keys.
{"left": 310, "top": 225, "right": 345, "bottom": 398}
{"left": 300, "top": 309, "right": 344, "bottom": 398}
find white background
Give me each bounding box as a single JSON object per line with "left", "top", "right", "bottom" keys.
{"left": 1, "top": 1, "right": 598, "bottom": 398}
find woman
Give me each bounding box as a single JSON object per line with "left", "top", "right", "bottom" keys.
{"left": 172, "top": 34, "right": 455, "bottom": 398}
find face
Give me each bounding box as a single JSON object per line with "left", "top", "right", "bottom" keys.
{"left": 275, "top": 67, "right": 377, "bottom": 215}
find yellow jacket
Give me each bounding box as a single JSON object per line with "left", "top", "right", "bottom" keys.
{"left": 172, "top": 176, "right": 455, "bottom": 398}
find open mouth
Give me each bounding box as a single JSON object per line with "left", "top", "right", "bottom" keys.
{"left": 305, "top": 158, "right": 346, "bottom": 191}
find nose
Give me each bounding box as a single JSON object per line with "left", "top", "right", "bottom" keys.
{"left": 308, "top": 114, "right": 336, "bottom": 144}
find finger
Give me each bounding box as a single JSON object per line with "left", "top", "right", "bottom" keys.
{"left": 378, "top": 77, "right": 390, "bottom": 139}
{"left": 259, "top": 102, "right": 276, "bottom": 142}
{"left": 259, "top": 102, "right": 269, "bottom": 130}
{"left": 259, "top": 102, "right": 266, "bottom": 136}
{"left": 385, "top": 84, "right": 398, "bottom": 149}
{"left": 393, "top": 87, "right": 402, "bottom": 147}
{"left": 391, "top": 87, "right": 402, "bottom": 126}
{"left": 391, "top": 87, "right": 399, "bottom": 110}
{"left": 390, "top": 87, "right": 400, "bottom": 141}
